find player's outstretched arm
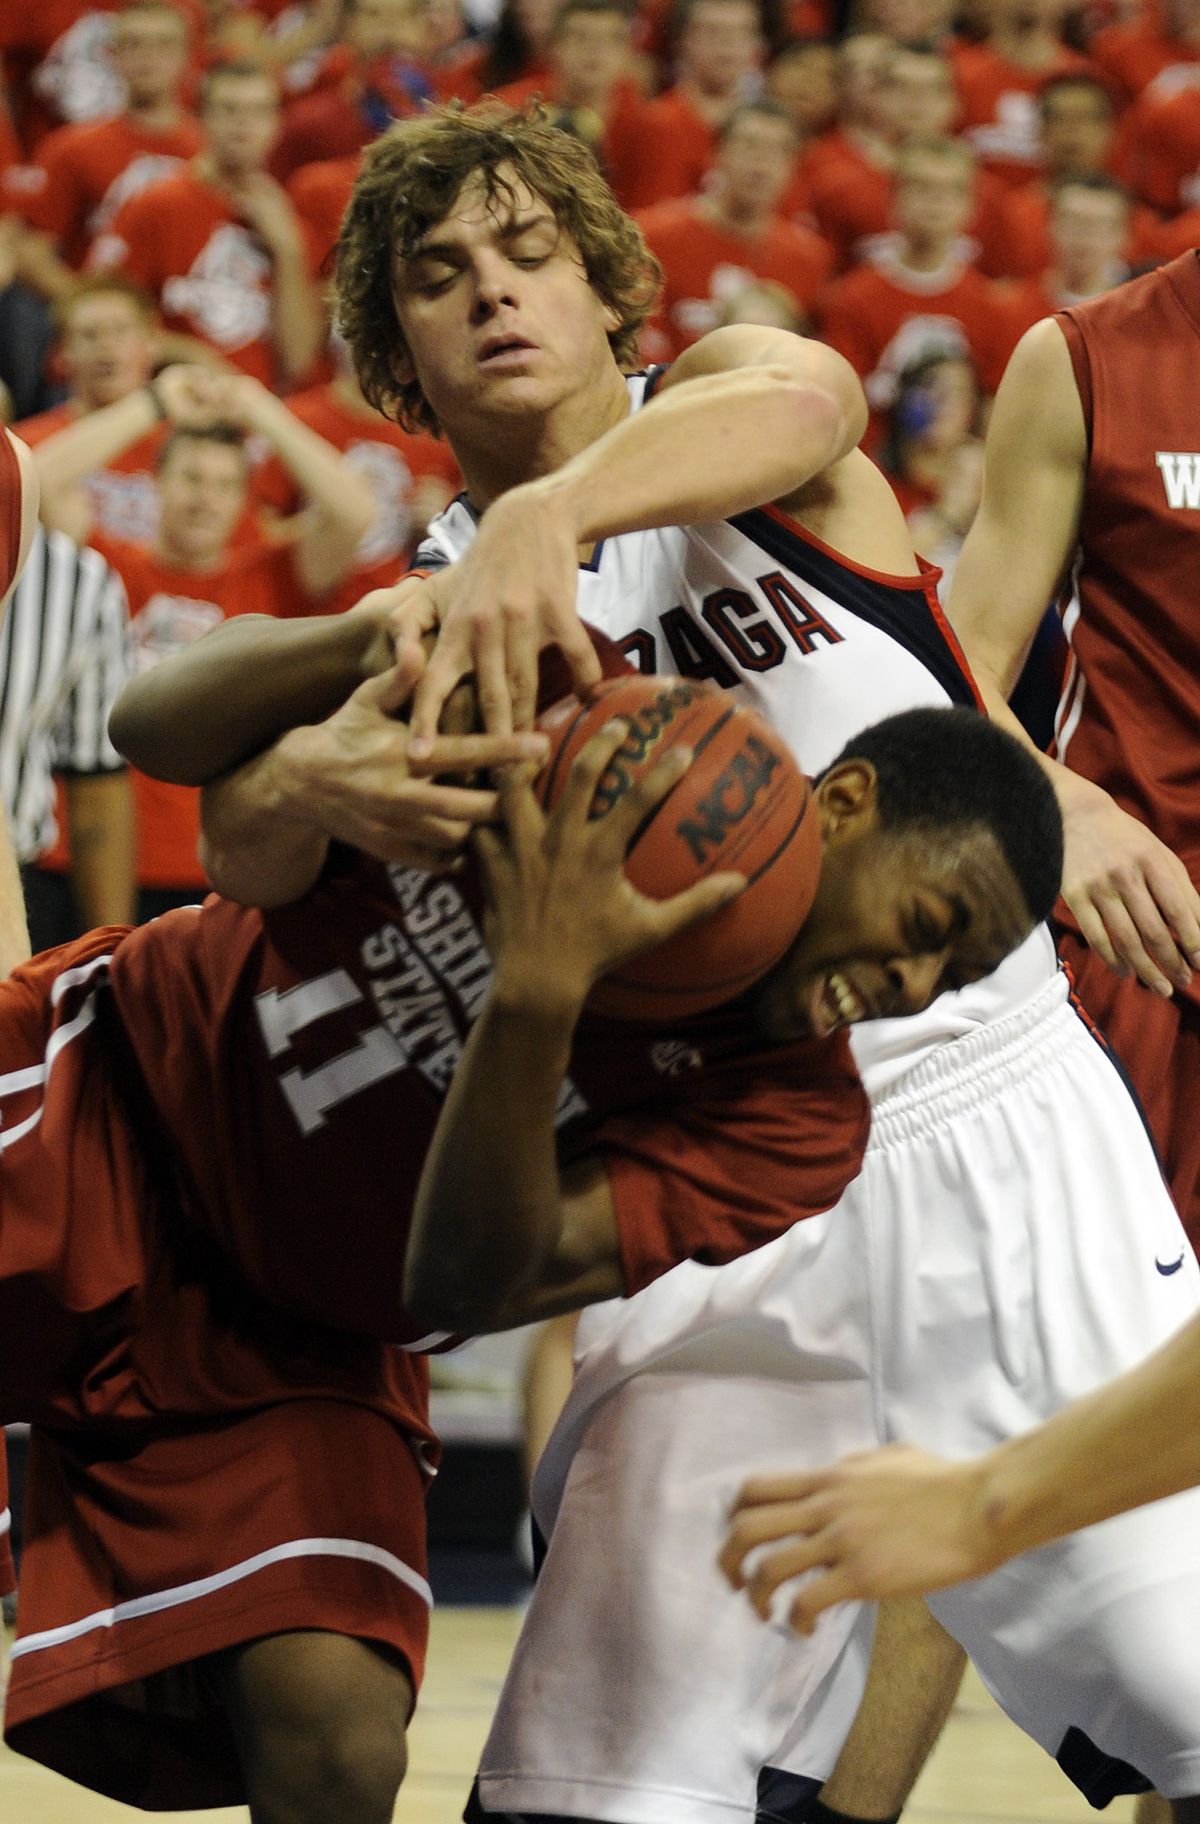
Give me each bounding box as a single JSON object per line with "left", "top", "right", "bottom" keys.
{"left": 949, "top": 319, "right": 1200, "bottom": 996}
{"left": 720, "top": 1306, "right": 1200, "bottom": 1631}
{"left": 0, "top": 430, "right": 39, "bottom": 971}
{"left": 403, "top": 723, "right": 743, "bottom": 1335}
{"left": 199, "top": 662, "right": 547, "bottom": 904}
{"left": 406, "top": 328, "right": 867, "bottom": 748}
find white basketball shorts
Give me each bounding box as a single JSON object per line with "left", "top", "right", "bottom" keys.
{"left": 472, "top": 971, "right": 1200, "bottom": 1821}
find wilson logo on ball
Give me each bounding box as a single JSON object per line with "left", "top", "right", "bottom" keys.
{"left": 589, "top": 680, "right": 707, "bottom": 819}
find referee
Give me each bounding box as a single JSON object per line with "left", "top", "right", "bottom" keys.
{"left": 0, "top": 522, "right": 135, "bottom": 952}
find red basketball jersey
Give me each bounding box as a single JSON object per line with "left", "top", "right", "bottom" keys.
{"left": 1054, "top": 252, "right": 1200, "bottom": 1005}
{"left": 102, "top": 852, "right": 868, "bottom": 1339}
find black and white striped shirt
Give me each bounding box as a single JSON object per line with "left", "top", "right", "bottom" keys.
{"left": 0, "top": 526, "right": 132, "bottom": 861}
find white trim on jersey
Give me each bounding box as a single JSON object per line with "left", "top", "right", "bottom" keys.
{"left": 0, "top": 950, "right": 112, "bottom": 1150}
{"left": 8, "top": 1534, "right": 434, "bottom": 1662}
{"left": 0, "top": 525, "right": 132, "bottom": 860}
{"left": 0, "top": 1506, "right": 10, "bottom": 1539}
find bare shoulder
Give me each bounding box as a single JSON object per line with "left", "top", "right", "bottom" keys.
{"left": 781, "top": 448, "right": 920, "bottom": 577}
{"left": 991, "top": 317, "right": 1087, "bottom": 468}
{"left": 661, "top": 327, "right": 864, "bottom": 415}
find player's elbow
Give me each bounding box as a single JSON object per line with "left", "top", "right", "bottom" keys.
{"left": 403, "top": 1242, "right": 505, "bottom": 1337}
{"left": 784, "top": 370, "right": 866, "bottom": 467}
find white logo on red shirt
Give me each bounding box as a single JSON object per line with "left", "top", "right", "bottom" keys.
{"left": 162, "top": 225, "right": 272, "bottom": 351}
{"left": 1155, "top": 451, "right": 1200, "bottom": 510}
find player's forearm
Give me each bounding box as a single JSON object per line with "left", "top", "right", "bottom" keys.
{"left": 405, "top": 981, "right": 581, "bottom": 1334}
{"left": 199, "top": 738, "right": 330, "bottom": 905}
{"left": 109, "top": 607, "right": 387, "bottom": 782}
{"left": 974, "top": 1313, "right": 1200, "bottom": 1563}
{"left": 269, "top": 247, "right": 324, "bottom": 387}
{"left": 239, "top": 382, "right": 373, "bottom": 593}
{"left": 34, "top": 387, "right": 162, "bottom": 528}
{"left": 14, "top": 229, "right": 75, "bottom": 302}
{"left": 531, "top": 362, "right": 860, "bottom": 542}
{"left": 66, "top": 771, "right": 135, "bottom": 926}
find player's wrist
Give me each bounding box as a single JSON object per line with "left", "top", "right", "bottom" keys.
{"left": 489, "top": 958, "right": 591, "bottom": 1026}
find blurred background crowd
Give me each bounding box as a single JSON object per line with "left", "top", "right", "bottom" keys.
{"left": 1, "top": 0, "right": 1198, "bottom": 945}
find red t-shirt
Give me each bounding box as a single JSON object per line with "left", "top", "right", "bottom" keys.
{"left": 90, "top": 168, "right": 315, "bottom": 383}
{"left": 1119, "top": 82, "right": 1200, "bottom": 214}
{"left": 985, "top": 181, "right": 1168, "bottom": 281}
{"left": 89, "top": 532, "right": 308, "bottom": 887}
{"left": 950, "top": 38, "right": 1101, "bottom": 188}
{"left": 1, "top": 1, "right": 127, "bottom": 148}
{"left": 16, "top": 400, "right": 166, "bottom": 543}
{"left": 1088, "top": 7, "right": 1200, "bottom": 105}
{"left": 635, "top": 199, "right": 834, "bottom": 358}
{"left": 287, "top": 151, "right": 359, "bottom": 272}
{"left": 21, "top": 112, "right": 203, "bottom": 267}
{"left": 816, "top": 244, "right": 1019, "bottom": 443}
{"left": 802, "top": 144, "right": 1020, "bottom": 279}
{"left": 255, "top": 384, "right": 460, "bottom": 612}
{"left": 616, "top": 88, "right": 719, "bottom": 211}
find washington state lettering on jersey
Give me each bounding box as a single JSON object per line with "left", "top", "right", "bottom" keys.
{"left": 272, "top": 864, "right": 586, "bottom": 1132}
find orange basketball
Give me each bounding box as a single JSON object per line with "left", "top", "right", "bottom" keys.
{"left": 536, "top": 674, "right": 822, "bottom": 1021}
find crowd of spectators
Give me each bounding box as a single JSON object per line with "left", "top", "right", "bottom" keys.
{"left": 1, "top": 0, "right": 1198, "bottom": 934}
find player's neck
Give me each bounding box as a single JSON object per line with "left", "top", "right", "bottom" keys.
{"left": 452, "top": 365, "right": 632, "bottom": 512}
{"left": 679, "top": 76, "right": 741, "bottom": 125}
{"left": 899, "top": 230, "right": 957, "bottom": 273}
{"left": 153, "top": 528, "right": 230, "bottom": 573}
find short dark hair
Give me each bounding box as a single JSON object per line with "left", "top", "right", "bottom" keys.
{"left": 200, "top": 58, "right": 278, "bottom": 109}
{"left": 1049, "top": 170, "right": 1129, "bottom": 211}
{"left": 826, "top": 706, "right": 1063, "bottom": 929}
{"left": 156, "top": 421, "right": 249, "bottom": 472}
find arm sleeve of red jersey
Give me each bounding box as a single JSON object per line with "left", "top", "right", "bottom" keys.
{"left": 0, "top": 428, "right": 21, "bottom": 596}
{"left": 1054, "top": 311, "right": 1094, "bottom": 449}
{"left": 596, "top": 1060, "right": 870, "bottom": 1297}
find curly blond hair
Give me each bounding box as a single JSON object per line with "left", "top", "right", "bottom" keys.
{"left": 334, "top": 103, "right": 661, "bottom": 433}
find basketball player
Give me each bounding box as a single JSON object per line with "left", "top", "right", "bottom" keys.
{"left": 286, "top": 107, "right": 1200, "bottom": 1824}
{"left": 943, "top": 263, "right": 1200, "bottom": 1250}
{"left": 719, "top": 1303, "right": 1200, "bottom": 1624}
{"left": 0, "top": 392, "right": 1055, "bottom": 1811}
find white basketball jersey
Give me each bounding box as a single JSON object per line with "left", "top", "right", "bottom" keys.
{"left": 416, "top": 371, "right": 1057, "bottom": 1094}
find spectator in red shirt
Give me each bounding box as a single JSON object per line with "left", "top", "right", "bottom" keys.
{"left": 1088, "top": 0, "right": 1200, "bottom": 107}
{"left": 765, "top": 35, "right": 837, "bottom": 165}
{"left": 440, "top": 0, "right": 560, "bottom": 104}
{"left": 91, "top": 60, "right": 324, "bottom": 386}
{"left": 36, "top": 363, "right": 374, "bottom": 916}
{"left": 17, "top": 0, "right": 200, "bottom": 300}
{"left": 817, "top": 136, "right": 1018, "bottom": 444}
{"left": 949, "top": 0, "right": 1098, "bottom": 189}
{"left": 637, "top": 98, "right": 832, "bottom": 357}
{"left": 16, "top": 273, "right": 165, "bottom": 542}
{"left": 270, "top": 0, "right": 430, "bottom": 184}
{"left": 1007, "top": 173, "right": 1135, "bottom": 335}
{"left": 878, "top": 346, "right": 983, "bottom": 595}
{"left": 1, "top": 1, "right": 129, "bottom": 149}
{"left": 493, "top": 0, "right": 648, "bottom": 203}
{"left": 804, "top": 43, "right": 1017, "bottom": 276}
{"left": 1118, "top": 72, "right": 1200, "bottom": 215}
{"left": 994, "top": 75, "right": 1166, "bottom": 278}
{"left": 255, "top": 337, "right": 460, "bottom": 613}
{"left": 617, "top": 0, "right": 767, "bottom": 210}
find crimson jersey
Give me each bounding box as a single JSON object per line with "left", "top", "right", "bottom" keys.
{"left": 0, "top": 857, "right": 866, "bottom": 1419}
{"left": 104, "top": 850, "right": 868, "bottom": 1339}
{"left": 1054, "top": 252, "right": 1200, "bottom": 1008}
{"left": 0, "top": 923, "right": 432, "bottom": 1435}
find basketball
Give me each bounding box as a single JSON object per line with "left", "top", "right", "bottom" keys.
{"left": 536, "top": 674, "right": 822, "bottom": 1022}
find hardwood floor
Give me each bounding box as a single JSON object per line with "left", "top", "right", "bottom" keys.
{"left": 1, "top": 1610, "right": 1138, "bottom": 1822}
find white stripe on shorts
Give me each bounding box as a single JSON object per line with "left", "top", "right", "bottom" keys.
{"left": 9, "top": 1535, "right": 433, "bottom": 1661}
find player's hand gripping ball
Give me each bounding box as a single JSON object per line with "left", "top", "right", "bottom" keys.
{"left": 537, "top": 676, "right": 820, "bottom": 1020}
